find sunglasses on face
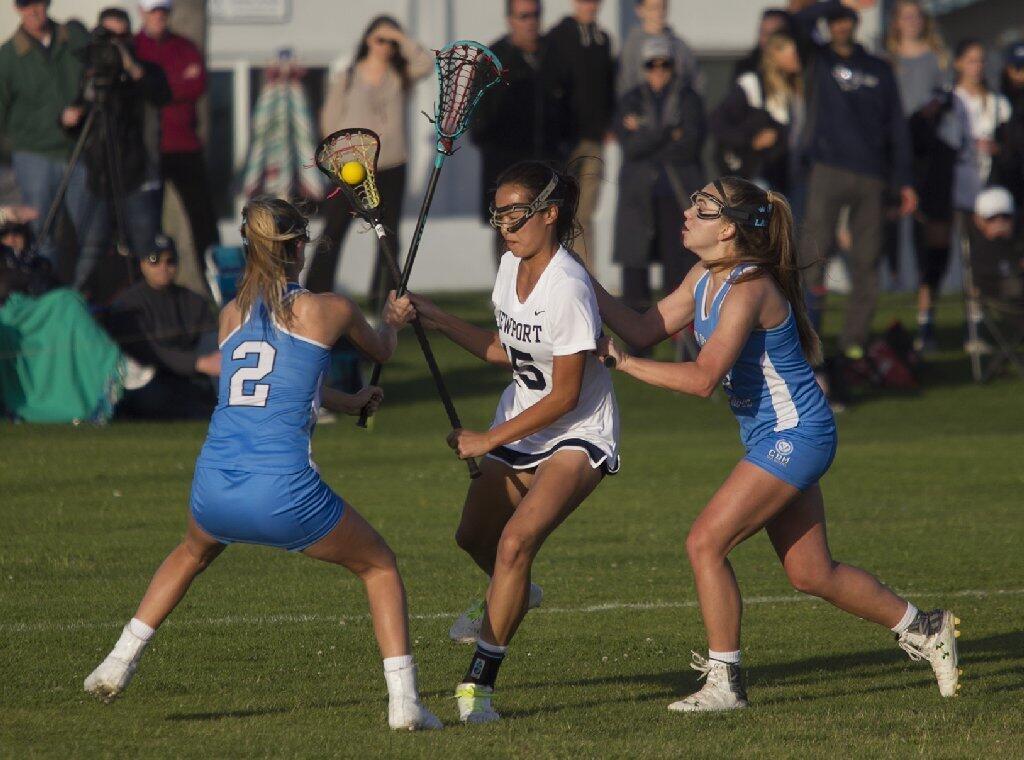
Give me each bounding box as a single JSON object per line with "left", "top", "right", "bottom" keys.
{"left": 513, "top": 11, "right": 540, "bottom": 21}
{"left": 645, "top": 58, "right": 673, "bottom": 70}
{"left": 145, "top": 253, "right": 178, "bottom": 266}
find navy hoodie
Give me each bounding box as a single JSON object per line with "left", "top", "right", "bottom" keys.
{"left": 796, "top": 3, "right": 912, "bottom": 187}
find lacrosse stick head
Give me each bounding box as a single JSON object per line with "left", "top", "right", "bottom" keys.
{"left": 314, "top": 128, "right": 383, "bottom": 221}
{"left": 432, "top": 40, "right": 503, "bottom": 156}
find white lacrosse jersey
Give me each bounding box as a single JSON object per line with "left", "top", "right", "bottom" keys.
{"left": 489, "top": 247, "right": 620, "bottom": 468}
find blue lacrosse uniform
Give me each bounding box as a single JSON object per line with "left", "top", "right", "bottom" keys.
{"left": 190, "top": 283, "right": 344, "bottom": 551}
{"left": 692, "top": 266, "right": 837, "bottom": 490}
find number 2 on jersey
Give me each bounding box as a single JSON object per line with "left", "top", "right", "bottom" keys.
{"left": 229, "top": 340, "right": 276, "bottom": 406}
{"left": 505, "top": 344, "right": 546, "bottom": 390}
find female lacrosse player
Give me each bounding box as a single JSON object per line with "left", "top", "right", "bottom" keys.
{"left": 84, "top": 198, "right": 441, "bottom": 731}
{"left": 593, "top": 177, "right": 960, "bottom": 711}
{"left": 388, "top": 161, "right": 620, "bottom": 724}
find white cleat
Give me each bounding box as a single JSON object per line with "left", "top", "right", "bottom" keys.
{"left": 388, "top": 696, "right": 443, "bottom": 731}
{"left": 449, "top": 583, "right": 543, "bottom": 644}
{"left": 83, "top": 625, "right": 149, "bottom": 704}
{"left": 668, "top": 652, "right": 749, "bottom": 713}
{"left": 897, "top": 609, "right": 961, "bottom": 697}
{"left": 455, "top": 683, "right": 501, "bottom": 724}
{"left": 84, "top": 655, "right": 137, "bottom": 703}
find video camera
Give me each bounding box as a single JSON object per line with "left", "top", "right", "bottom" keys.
{"left": 82, "top": 27, "right": 125, "bottom": 89}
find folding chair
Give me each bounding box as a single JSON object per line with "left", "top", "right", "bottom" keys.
{"left": 204, "top": 245, "right": 246, "bottom": 307}
{"left": 960, "top": 224, "right": 1024, "bottom": 382}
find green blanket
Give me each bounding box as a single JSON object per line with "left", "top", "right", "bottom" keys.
{"left": 0, "top": 290, "right": 121, "bottom": 423}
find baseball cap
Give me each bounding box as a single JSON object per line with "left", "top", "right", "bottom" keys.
{"left": 142, "top": 233, "right": 178, "bottom": 263}
{"left": 974, "top": 186, "right": 1015, "bottom": 218}
{"left": 1005, "top": 41, "right": 1024, "bottom": 68}
{"left": 139, "top": 0, "right": 172, "bottom": 11}
{"left": 825, "top": 5, "right": 859, "bottom": 22}
{"left": 642, "top": 36, "right": 673, "bottom": 64}
{"left": 15, "top": 1, "right": 49, "bottom": 7}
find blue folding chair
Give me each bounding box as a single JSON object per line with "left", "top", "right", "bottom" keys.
{"left": 204, "top": 245, "right": 246, "bottom": 306}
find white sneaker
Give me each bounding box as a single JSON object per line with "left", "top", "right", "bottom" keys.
{"left": 455, "top": 682, "right": 500, "bottom": 724}
{"left": 897, "top": 609, "right": 961, "bottom": 697}
{"left": 120, "top": 356, "right": 155, "bottom": 391}
{"left": 668, "top": 652, "right": 749, "bottom": 713}
{"left": 83, "top": 625, "right": 149, "bottom": 703}
{"left": 388, "top": 696, "right": 443, "bottom": 731}
{"left": 449, "top": 583, "right": 543, "bottom": 644}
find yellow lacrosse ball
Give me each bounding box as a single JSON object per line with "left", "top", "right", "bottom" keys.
{"left": 340, "top": 161, "right": 366, "bottom": 185}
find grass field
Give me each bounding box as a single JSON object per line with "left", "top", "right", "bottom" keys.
{"left": 2, "top": 293, "right": 1023, "bottom": 758}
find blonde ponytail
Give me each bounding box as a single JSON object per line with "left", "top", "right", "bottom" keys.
{"left": 765, "top": 191, "right": 822, "bottom": 365}
{"left": 236, "top": 198, "right": 309, "bottom": 328}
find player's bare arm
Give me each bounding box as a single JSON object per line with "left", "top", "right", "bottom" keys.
{"left": 320, "top": 384, "right": 384, "bottom": 416}
{"left": 299, "top": 291, "right": 397, "bottom": 363}
{"left": 590, "top": 262, "right": 704, "bottom": 349}
{"left": 601, "top": 278, "right": 763, "bottom": 397}
{"left": 391, "top": 292, "right": 511, "bottom": 367}
{"left": 447, "top": 351, "right": 586, "bottom": 459}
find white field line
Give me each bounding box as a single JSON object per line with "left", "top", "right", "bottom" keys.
{"left": 3, "top": 587, "right": 1022, "bottom": 635}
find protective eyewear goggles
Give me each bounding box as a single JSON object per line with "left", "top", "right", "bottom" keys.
{"left": 488, "top": 172, "right": 561, "bottom": 234}
{"left": 689, "top": 180, "right": 772, "bottom": 229}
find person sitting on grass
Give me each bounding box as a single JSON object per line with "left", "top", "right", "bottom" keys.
{"left": 106, "top": 233, "right": 220, "bottom": 419}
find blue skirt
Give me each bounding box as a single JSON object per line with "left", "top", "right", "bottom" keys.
{"left": 190, "top": 466, "right": 345, "bottom": 551}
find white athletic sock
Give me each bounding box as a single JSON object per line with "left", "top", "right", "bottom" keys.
{"left": 476, "top": 639, "right": 508, "bottom": 657}
{"left": 383, "top": 655, "right": 417, "bottom": 701}
{"left": 128, "top": 618, "right": 155, "bottom": 641}
{"left": 891, "top": 603, "right": 919, "bottom": 634}
{"left": 110, "top": 621, "right": 151, "bottom": 664}
{"left": 708, "top": 649, "right": 741, "bottom": 666}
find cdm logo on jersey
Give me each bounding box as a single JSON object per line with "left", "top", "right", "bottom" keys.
{"left": 768, "top": 439, "right": 794, "bottom": 467}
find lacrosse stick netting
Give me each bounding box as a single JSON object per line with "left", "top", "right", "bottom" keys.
{"left": 433, "top": 41, "right": 503, "bottom": 155}
{"left": 314, "top": 128, "right": 382, "bottom": 213}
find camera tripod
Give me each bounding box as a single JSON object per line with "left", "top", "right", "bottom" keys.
{"left": 29, "top": 82, "right": 134, "bottom": 281}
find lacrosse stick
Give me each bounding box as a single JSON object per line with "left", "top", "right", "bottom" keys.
{"left": 358, "top": 41, "right": 503, "bottom": 429}
{"left": 315, "top": 128, "right": 481, "bottom": 478}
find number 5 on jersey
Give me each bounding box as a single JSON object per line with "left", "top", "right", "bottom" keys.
{"left": 505, "top": 344, "right": 546, "bottom": 390}
{"left": 229, "top": 340, "right": 276, "bottom": 407}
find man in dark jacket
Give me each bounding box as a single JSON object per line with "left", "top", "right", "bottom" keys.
{"left": 993, "top": 42, "right": 1024, "bottom": 212}
{"left": 0, "top": 1, "right": 103, "bottom": 290}
{"left": 546, "top": 0, "right": 615, "bottom": 267}
{"left": 470, "top": 0, "right": 572, "bottom": 260}
{"left": 795, "top": 1, "right": 916, "bottom": 360}
{"left": 107, "top": 234, "right": 219, "bottom": 419}
{"left": 72, "top": 9, "right": 170, "bottom": 265}
{"left": 613, "top": 36, "right": 704, "bottom": 338}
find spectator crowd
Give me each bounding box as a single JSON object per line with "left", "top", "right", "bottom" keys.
{"left": 1, "top": 0, "right": 1023, "bottom": 422}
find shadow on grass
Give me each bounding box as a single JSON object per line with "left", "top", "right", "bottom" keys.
{"left": 166, "top": 706, "right": 291, "bottom": 721}
{"left": 504, "top": 630, "right": 1023, "bottom": 705}
{"left": 161, "top": 632, "right": 1022, "bottom": 722}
